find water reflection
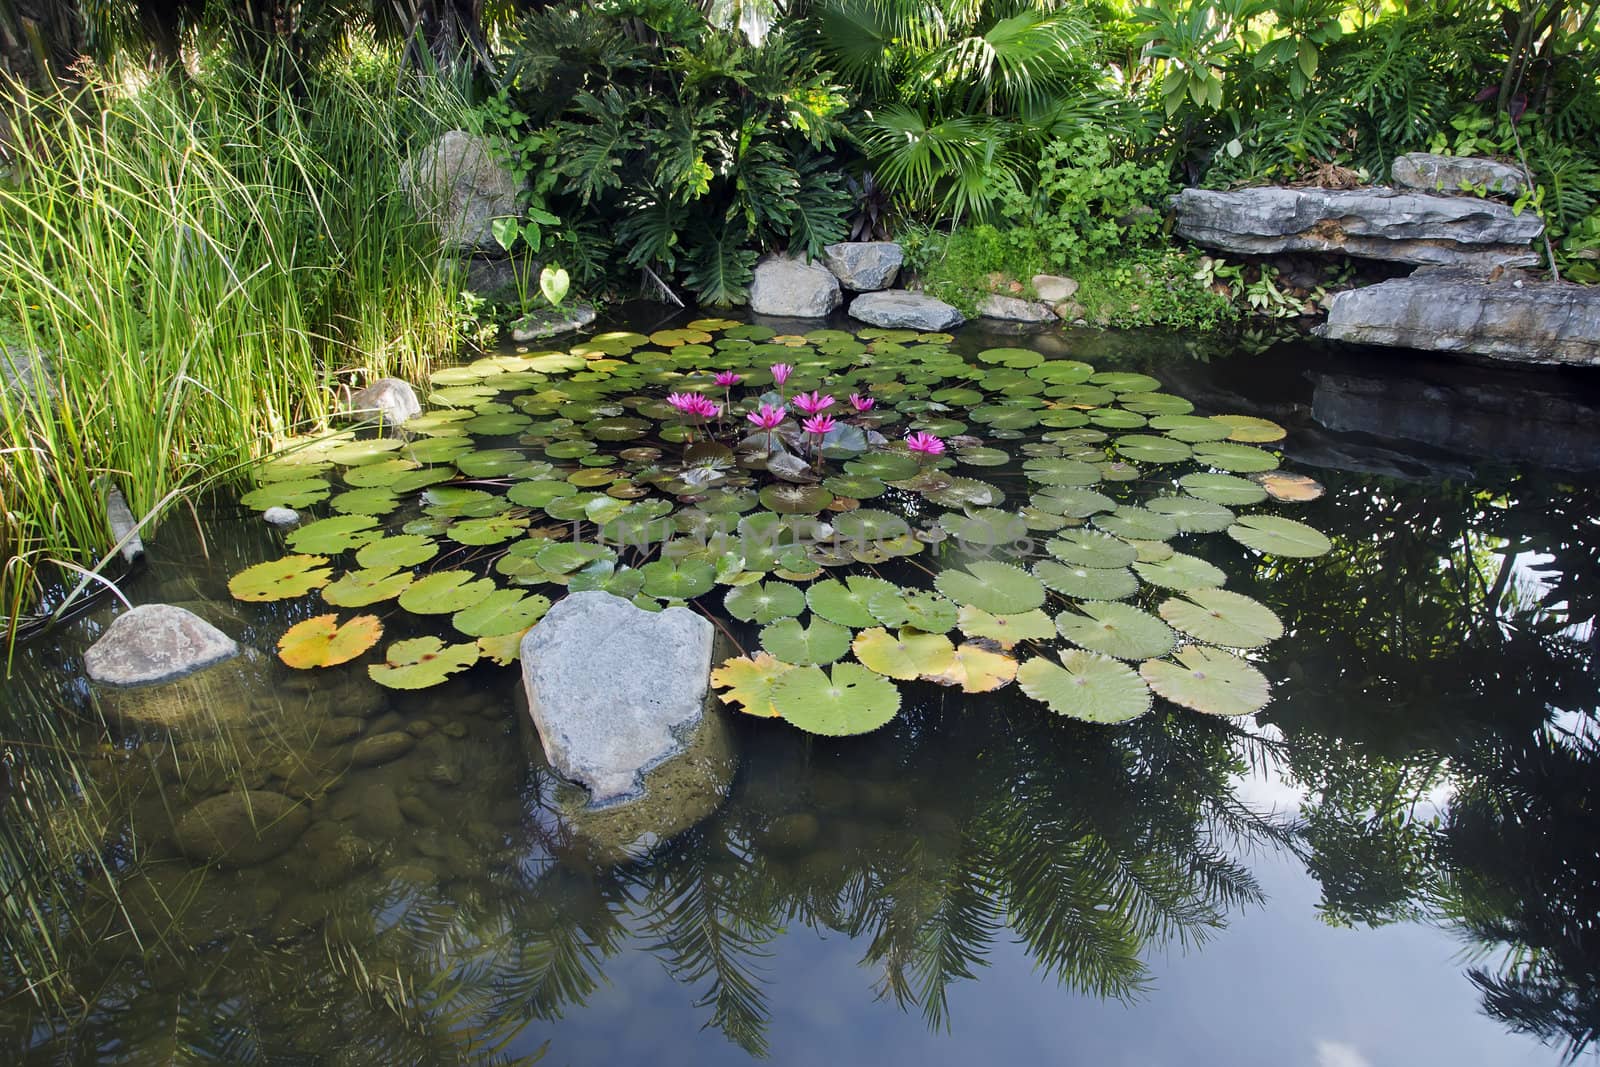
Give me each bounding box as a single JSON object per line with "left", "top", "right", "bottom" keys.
{"left": 3, "top": 329, "right": 1599, "bottom": 1063}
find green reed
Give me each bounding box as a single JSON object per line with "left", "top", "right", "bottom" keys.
{"left": 0, "top": 55, "right": 470, "bottom": 634}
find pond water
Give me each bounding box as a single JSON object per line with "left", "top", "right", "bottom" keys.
{"left": 3, "top": 314, "right": 1598, "bottom": 1064}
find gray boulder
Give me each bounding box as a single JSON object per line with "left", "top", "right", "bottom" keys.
{"left": 174, "top": 790, "right": 310, "bottom": 867}
{"left": 1391, "top": 153, "right": 1528, "bottom": 198}
{"left": 1031, "top": 274, "right": 1079, "bottom": 302}
{"left": 262, "top": 506, "right": 300, "bottom": 527}
{"left": 400, "top": 130, "right": 523, "bottom": 253}
{"left": 510, "top": 303, "right": 597, "bottom": 342}
{"left": 1173, "top": 186, "right": 1543, "bottom": 269}
{"left": 347, "top": 378, "right": 420, "bottom": 428}
{"left": 1320, "top": 269, "right": 1600, "bottom": 366}
{"left": 85, "top": 604, "right": 238, "bottom": 687}
{"left": 520, "top": 591, "right": 716, "bottom": 806}
{"left": 822, "top": 241, "right": 903, "bottom": 291}
{"left": 977, "top": 294, "right": 1056, "bottom": 323}
{"left": 749, "top": 255, "right": 843, "bottom": 317}
{"left": 848, "top": 290, "right": 965, "bottom": 331}
{"left": 1, "top": 343, "right": 53, "bottom": 404}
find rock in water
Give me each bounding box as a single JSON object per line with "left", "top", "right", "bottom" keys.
{"left": 978, "top": 294, "right": 1056, "bottom": 323}
{"left": 347, "top": 378, "right": 420, "bottom": 428}
{"left": 1321, "top": 269, "right": 1600, "bottom": 366}
{"left": 399, "top": 130, "right": 523, "bottom": 252}
{"left": 848, "top": 290, "right": 966, "bottom": 331}
{"left": 174, "top": 790, "right": 310, "bottom": 867}
{"left": 85, "top": 604, "right": 238, "bottom": 687}
{"left": 1391, "top": 153, "right": 1528, "bottom": 198}
{"left": 822, "top": 242, "right": 903, "bottom": 291}
{"left": 749, "top": 255, "right": 843, "bottom": 317}
{"left": 1173, "top": 186, "right": 1543, "bottom": 269}
{"left": 520, "top": 591, "right": 715, "bottom": 806}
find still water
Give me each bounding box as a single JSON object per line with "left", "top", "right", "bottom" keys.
{"left": 3, "top": 318, "right": 1597, "bottom": 1065}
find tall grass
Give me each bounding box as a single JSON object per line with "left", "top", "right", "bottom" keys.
{"left": 0, "top": 55, "right": 471, "bottom": 631}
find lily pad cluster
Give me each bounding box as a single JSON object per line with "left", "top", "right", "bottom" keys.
{"left": 231, "top": 318, "right": 1330, "bottom": 725}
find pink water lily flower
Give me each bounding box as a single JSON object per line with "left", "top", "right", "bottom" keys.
{"left": 802, "top": 414, "right": 837, "bottom": 436}
{"left": 849, "top": 393, "right": 875, "bottom": 412}
{"left": 714, "top": 371, "right": 743, "bottom": 387}
{"left": 770, "top": 363, "right": 794, "bottom": 386}
{"left": 792, "top": 390, "right": 835, "bottom": 416}
{"left": 906, "top": 431, "right": 946, "bottom": 456}
{"left": 746, "top": 403, "right": 786, "bottom": 430}
{"left": 665, "top": 392, "right": 699, "bottom": 414}
{"left": 685, "top": 395, "right": 722, "bottom": 419}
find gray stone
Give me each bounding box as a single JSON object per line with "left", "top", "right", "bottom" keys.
{"left": 105, "top": 486, "right": 144, "bottom": 565}
{"left": 347, "top": 377, "right": 420, "bottom": 428}
{"left": 1031, "top": 274, "right": 1079, "bottom": 302}
{"left": 977, "top": 294, "right": 1056, "bottom": 323}
{"left": 0, "top": 343, "right": 53, "bottom": 403}
{"left": 848, "top": 290, "right": 966, "bottom": 331}
{"left": 323, "top": 716, "right": 364, "bottom": 744}
{"left": 349, "top": 731, "right": 415, "bottom": 768}
{"left": 822, "top": 241, "right": 903, "bottom": 291}
{"left": 262, "top": 506, "right": 300, "bottom": 527}
{"left": 520, "top": 591, "right": 715, "bottom": 806}
{"left": 85, "top": 604, "right": 238, "bottom": 687}
{"left": 173, "top": 790, "right": 309, "bottom": 867}
{"left": 1172, "top": 186, "right": 1543, "bottom": 268}
{"left": 353, "top": 783, "right": 404, "bottom": 841}
{"left": 509, "top": 303, "right": 597, "bottom": 342}
{"left": 1391, "top": 153, "right": 1528, "bottom": 197}
{"left": 399, "top": 130, "right": 523, "bottom": 253}
{"left": 749, "top": 255, "right": 843, "bottom": 317}
{"left": 1320, "top": 269, "right": 1600, "bottom": 366}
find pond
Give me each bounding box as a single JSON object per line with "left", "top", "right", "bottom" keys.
{"left": 3, "top": 313, "right": 1598, "bottom": 1064}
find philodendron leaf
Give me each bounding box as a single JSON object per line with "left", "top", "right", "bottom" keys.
{"left": 1055, "top": 602, "right": 1176, "bottom": 661}
{"left": 725, "top": 580, "right": 807, "bottom": 624}
{"left": 398, "top": 571, "right": 498, "bottom": 614}
{"left": 852, "top": 627, "right": 956, "bottom": 680}
{"left": 368, "top": 636, "right": 481, "bottom": 690}
{"left": 1226, "top": 515, "right": 1332, "bottom": 557}
{"left": 711, "top": 653, "right": 798, "bottom": 717}
{"left": 452, "top": 590, "right": 551, "bottom": 637}
{"left": 934, "top": 561, "right": 1046, "bottom": 614}
{"left": 1158, "top": 588, "right": 1284, "bottom": 649}
{"left": 321, "top": 566, "right": 413, "bottom": 608}
{"left": 759, "top": 617, "right": 852, "bottom": 666}
{"left": 770, "top": 662, "right": 901, "bottom": 736}
{"left": 1141, "top": 645, "right": 1270, "bottom": 716}
{"left": 1017, "top": 650, "right": 1152, "bottom": 723}
{"left": 922, "top": 643, "right": 1017, "bottom": 693}
{"left": 277, "top": 613, "right": 382, "bottom": 669}
{"left": 229, "top": 554, "right": 333, "bottom": 601}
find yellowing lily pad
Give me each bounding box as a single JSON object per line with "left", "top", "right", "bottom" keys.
{"left": 711, "top": 653, "right": 798, "bottom": 717}
{"left": 277, "top": 613, "right": 383, "bottom": 669}
{"left": 922, "top": 643, "right": 1017, "bottom": 693}
{"left": 852, "top": 627, "right": 956, "bottom": 680}
{"left": 368, "top": 637, "right": 481, "bottom": 690}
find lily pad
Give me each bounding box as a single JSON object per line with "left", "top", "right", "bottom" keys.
{"left": 287, "top": 515, "right": 383, "bottom": 554}
{"left": 955, "top": 606, "right": 1057, "bottom": 648}
{"left": 921, "top": 643, "right": 1018, "bottom": 693}
{"left": 1113, "top": 434, "right": 1192, "bottom": 464}
{"left": 725, "top": 580, "right": 807, "bottom": 624}
{"left": 1141, "top": 645, "right": 1270, "bottom": 716}
{"left": 852, "top": 627, "right": 957, "bottom": 680}
{"left": 938, "top": 508, "right": 1028, "bottom": 547}
{"left": 1016, "top": 650, "right": 1152, "bottom": 724}
{"left": 1159, "top": 588, "right": 1284, "bottom": 648}
{"left": 1251, "top": 471, "right": 1325, "bottom": 502}
{"left": 447, "top": 514, "right": 529, "bottom": 546}
{"left": 1178, "top": 472, "right": 1268, "bottom": 506}
{"left": 368, "top": 636, "right": 481, "bottom": 690}
{"left": 935, "top": 561, "right": 1046, "bottom": 614}
{"left": 229, "top": 555, "right": 333, "bottom": 601}
{"left": 1132, "top": 552, "right": 1227, "bottom": 591}
{"left": 639, "top": 558, "right": 717, "bottom": 599}
{"left": 240, "top": 478, "right": 329, "bottom": 510}
{"left": 1055, "top": 603, "right": 1176, "bottom": 660}
{"left": 770, "top": 662, "right": 901, "bottom": 736}
{"left": 452, "top": 590, "right": 551, "bottom": 637}
{"left": 711, "top": 653, "right": 797, "bottom": 717}
{"left": 1192, "top": 441, "right": 1279, "bottom": 473}
{"left": 867, "top": 589, "right": 959, "bottom": 632}
{"left": 807, "top": 575, "right": 899, "bottom": 628}
{"left": 1211, "top": 414, "right": 1286, "bottom": 443}
{"left": 1047, "top": 530, "right": 1138, "bottom": 569}
{"left": 277, "top": 613, "right": 383, "bottom": 669}
{"left": 760, "top": 484, "right": 833, "bottom": 515}
{"left": 398, "top": 571, "right": 498, "bottom": 615}
{"left": 1092, "top": 506, "right": 1180, "bottom": 542}
{"left": 1032, "top": 561, "right": 1139, "bottom": 601}
{"left": 758, "top": 617, "right": 852, "bottom": 666}
{"left": 1032, "top": 486, "right": 1116, "bottom": 518}
{"left": 1226, "top": 515, "right": 1332, "bottom": 557}
{"left": 1144, "top": 497, "right": 1235, "bottom": 534}
{"left": 356, "top": 534, "right": 439, "bottom": 570}
{"left": 321, "top": 567, "right": 414, "bottom": 607}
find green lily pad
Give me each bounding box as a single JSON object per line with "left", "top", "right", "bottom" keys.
{"left": 1032, "top": 561, "right": 1139, "bottom": 601}
{"left": 398, "top": 571, "right": 498, "bottom": 614}
{"left": 1046, "top": 529, "right": 1139, "bottom": 569}
{"left": 760, "top": 483, "right": 833, "bottom": 515}
{"left": 1226, "top": 515, "right": 1333, "bottom": 557}
{"left": 934, "top": 561, "right": 1046, "bottom": 614}
{"left": 1141, "top": 645, "right": 1270, "bottom": 716}
{"left": 343, "top": 459, "right": 421, "bottom": 488}
{"left": 355, "top": 534, "right": 439, "bottom": 570}
{"left": 329, "top": 487, "right": 402, "bottom": 516}
{"left": 1159, "top": 588, "right": 1284, "bottom": 649}
{"left": 1016, "top": 650, "right": 1152, "bottom": 724}
{"left": 1113, "top": 434, "right": 1192, "bottom": 464}
{"left": 287, "top": 515, "right": 383, "bottom": 554}
{"left": 321, "top": 567, "right": 413, "bottom": 607}
{"left": 867, "top": 589, "right": 959, "bottom": 632}
{"left": 758, "top": 617, "right": 852, "bottom": 666}
{"left": 535, "top": 542, "right": 616, "bottom": 574}
{"left": 1031, "top": 486, "right": 1116, "bottom": 518}
{"left": 639, "top": 558, "right": 716, "bottom": 599}
{"left": 506, "top": 479, "right": 577, "bottom": 508}
{"left": 1093, "top": 505, "right": 1180, "bottom": 542}
{"left": 955, "top": 606, "right": 1057, "bottom": 648}
{"left": 822, "top": 473, "right": 887, "bottom": 499}
{"left": 455, "top": 449, "right": 536, "bottom": 477}
{"left": 369, "top": 636, "right": 481, "bottom": 690}
{"left": 1178, "top": 472, "right": 1268, "bottom": 506}
{"left": 923, "top": 477, "right": 1004, "bottom": 508}
{"left": 1211, "top": 414, "right": 1286, "bottom": 443}
{"left": 832, "top": 508, "right": 911, "bottom": 541}
{"left": 229, "top": 554, "right": 333, "bottom": 602}
{"left": 852, "top": 627, "right": 957, "bottom": 680}
{"left": 1148, "top": 414, "right": 1231, "bottom": 442}
{"left": 452, "top": 590, "right": 551, "bottom": 637}
{"left": 1192, "top": 441, "right": 1279, "bottom": 473}
{"left": 725, "top": 581, "right": 807, "bottom": 624}
{"left": 1022, "top": 458, "right": 1102, "bottom": 486}
{"left": 807, "top": 575, "right": 899, "bottom": 628}
{"left": 447, "top": 514, "right": 530, "bottom": 546}
{"left": 770, "top": 662, "right": 900, "bottom": 736}
{"left": 1145, "top": 496, "right": 1235, "bottom": 533}
{"left": 1132, "top": 552, "right": 1227, "bottom": 591}
{"left": 240, "top": 478, "right": 329, "bottom": 510}
{"left": 938, "top": 509, "right": 1028, "bottom": 547}
{"left": 1055, "top": 603, "right": 1176, "bottom": 660}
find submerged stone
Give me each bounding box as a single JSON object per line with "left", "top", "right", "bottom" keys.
{"left": 848, "top": 290, "right": 966, "bottom": 331}
{"left": 349, "top": 730, "right": 415, "bottom": 767}
{"left": 173, "top": 789, "right": 310, "bottom": 867}
{"left": 520, "top": 591, "right": 716, "bottom": 806}
{"left": 749, "top": 254, "right": 843, "bottom": 317}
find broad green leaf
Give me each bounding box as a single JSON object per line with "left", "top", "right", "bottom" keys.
{"left": 1016, "top": 651, "right": 1152, "bottom": 723}
{"left": 1141, "top": 645, "right": 1270, "bottom": 716}
{"left": 771, "top": 662, "right": 900, "bottom": 736}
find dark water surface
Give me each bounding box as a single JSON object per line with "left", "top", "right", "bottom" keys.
{"left": 4, "top": 319, "right": 1598, "bottom": 1065}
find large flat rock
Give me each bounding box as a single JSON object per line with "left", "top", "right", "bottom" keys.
{"left": 1391, "top": 153, "right": 1527, "bottom": 197}
{"left": 848, "top": 290, "right": 965, "bottom": 331}
{"left": 85, "top": 604, "right": 238, "bottom": 687}
{"left": 749, "top": 255, "right": 843, "bottom": 317}
{"left": 521, "top": 591, "right": 716, "bottom": 806}
{"left": 1173, "top": 186, "right": 1543, "bottom": 268}
{"left": 1321, "top": 270, "right": 1600, "bottom": 366}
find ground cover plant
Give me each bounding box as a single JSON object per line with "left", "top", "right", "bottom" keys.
{"left": 231, "top": 319, "right": 1331, "bottom": 731}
